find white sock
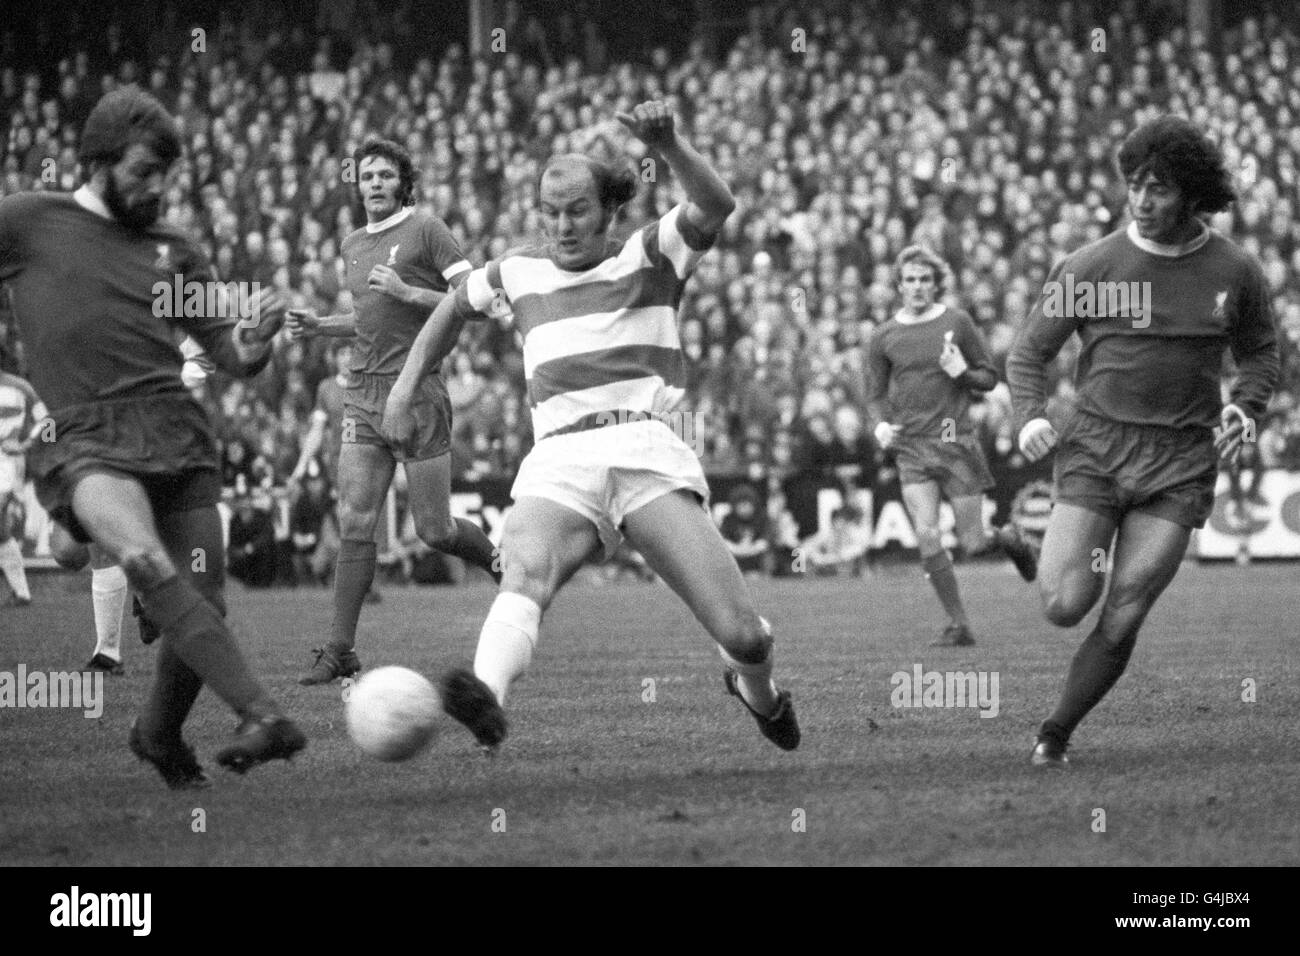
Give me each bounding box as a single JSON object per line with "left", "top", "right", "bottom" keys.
{"left": 719, "top": 616, "right": 779, "bottom": 715}
{"left": 0, "top": 539, "right": 29, "bottom": 601}
{"left": 473, "top": 591, "right": 541, "bottom": 706}
{"left": 91, "top": 565, "right": 128, "bottom": 661}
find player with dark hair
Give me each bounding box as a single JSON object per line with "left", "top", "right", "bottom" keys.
{"left": 1008, "top": 115, "right": 1279, "bottom": 767}
{"left": 866, "top": 245, "right": 1038, "bottom": 646}
{"left": 0, "top": 87, "right": 306, "bottom": 787}
{"left": 384, "top": 101, "right": 801, "bottom": 754}
{"left": 288, "top": 136, "right": 500, "bottom": 685}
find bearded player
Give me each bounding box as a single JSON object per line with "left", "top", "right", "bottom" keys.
{"left": 288, "top": 138, "right": 500, "bottom": 686}
{"left": 866, "top": 245, "right": 1038, "bottom": 647}
{"left": 0, "top": 87, "right": 306, "bottom": 788}
{"left": 1008, "top": 116, "right": 1279, "bottom": 768}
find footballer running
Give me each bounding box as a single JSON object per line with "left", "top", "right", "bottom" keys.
{"left": 866, "top": 245, "right": 1038, "bottom": 647}
{"left": 1007, "top": 116, "right": 1279, "bottom": 768}
{"left": 287, "top": 138, "right": 501, "bottom": 686}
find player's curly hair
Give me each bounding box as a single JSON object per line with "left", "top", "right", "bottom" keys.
{"left": 1117, "top": 116, "right": 1237, "bottom": 214}
{"left": 892, "top": 245, "right": 951, "bottom": 297}
{"left": 540, "top": 154, "right": 638, "bottom": 212}
{"left": 77, "top": 87, "right": 182, "bottom": 179}
{"left": 354, "top": 137, "right": 416, "bottom": 207}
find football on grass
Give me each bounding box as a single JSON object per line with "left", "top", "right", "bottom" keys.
{"left": 345, "top": 666, "right": 442, "bottom": 761}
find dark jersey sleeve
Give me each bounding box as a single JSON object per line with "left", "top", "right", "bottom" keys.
{"left": 864, "top": 325, "right": 892, "bottom": 429}
{"left": 421, "top": 216, "right": 470, "bottom": 282}
{"left": 1226, "top": 257, "right": 1280, "bottom": 422}
{"left": 953, "top": 310, "right": 998, "bottom": 392}
{"left": 1007, "top": 257, "right": 1084, "bottom": 432}
{"left": 169, "top": 235, "right": 273, "bottom": 379}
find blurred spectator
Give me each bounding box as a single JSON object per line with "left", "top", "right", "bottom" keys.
{"left": 805, "top": 505, "right": 871, "bottom": 576}
{"left": 719, "top": 484, "right": 769, "bottom": 576}
{"left": 227, "top": 493, "right": 277, "bottom": 587}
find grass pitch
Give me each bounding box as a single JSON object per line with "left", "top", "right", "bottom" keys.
{"left": 2, "top": 562, "right": 1297, "bottom": 866}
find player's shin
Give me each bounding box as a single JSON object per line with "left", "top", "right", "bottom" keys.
{"left": 440, "top": 517, "right": 500, "bottom": 581}
{"left": 91, "top": 564, "right": 128, "bottom": 660}
{"left": 1041, "top": 627, "right": 1138, "bottom": 743}
{"left": 330, "top": 539, "right": 378, "bottom": 652}
{"left": 473, "top": 591, "right": 541, "bottom": 705}
{"left": 139, "top": 575, "right": 279, "bottom": 721}
{"left": 0, "top": 538, "right": 30, "bottom": 601}
{"left": 922, "top": 550, "right": 967, "bottom": 625}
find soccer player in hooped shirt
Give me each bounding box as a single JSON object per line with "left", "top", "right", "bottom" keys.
{"left": 0, "top": 367, "right": 44, "bottom": 607}
{"left": 384, "top": 100, "right": 800, "bottom": 752}
{"left": 0, "top": 88, "right": 306, "bottom": 787}
{"left": 866, "top": 246, "right": 1038, "bottom": 647}
{"left": 287, "top": 138, "right": 500, "bottom": 686}
{"left": 1008, "top": 116, "right": 1279, "bottom": 768}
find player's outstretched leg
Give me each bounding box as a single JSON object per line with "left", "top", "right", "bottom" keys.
{"left": 902, "top": 482, "right": 973, "bottom": 646}
{"left": 301, "top": 443, "right": 396, "bottom": 684}
{"left": 407, "top": 454, "right": 502, "bottom": 583}
{"left": 441, "top": 496, "right": 597, "bottom": 752}
{"left": 623, "top": 489, "right": 800, "bottom": 751}
{"left": 1034, "top": 510, "right": 1189, "bottom": 767}
{"left": 87, "top": 545, "right": 127, "bottom": 674}
{"left": 73, "top": 476, "right": 304, "bottom": 785}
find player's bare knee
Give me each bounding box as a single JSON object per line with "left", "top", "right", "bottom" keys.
{"left": 338, "top": 504, "right": 380, "bottom": 540}
{"left": 915, "top": 526, "right": 943, "bottom": 557}
{"left": 1106, "top": 575, "right": 1159, "bottom": 613}
{"left": 499, "top": 543, "right": 559, "bottom": 609}
{"left": 714, "top": 608, "right": 770, "bottom": 663}
{"left": 1041, "top": 582, "right": 1094, "bottom": 627}
{"left": 117, "top": 546, "right": 173, "bottom": 592}
{"left": 415, "top": 516, "right": 458, "bottom": 552}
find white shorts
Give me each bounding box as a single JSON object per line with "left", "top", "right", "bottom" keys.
{"left": 511, "top": 419, "right": 711, "bottom": 558}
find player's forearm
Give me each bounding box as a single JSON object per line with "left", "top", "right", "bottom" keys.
{"left": 394, "top": 294, "right": 465, "bottom": 398}
{"left": 1228, "top": 347, "right": 1280, "bottom": 422}
{"left": 402, "top": 287, "right": 447, "bottom": 312}
{"left": 659, "top": 134, "right": 735, "bottom": 223}
{"left": 317, "top": 312, "right": 358, "bottom": 337}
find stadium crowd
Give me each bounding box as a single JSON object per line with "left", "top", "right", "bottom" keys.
{"left": 3, "top": 0, "right": 1299, "bottom": 584}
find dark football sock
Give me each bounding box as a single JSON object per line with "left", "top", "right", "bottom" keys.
{"left": 922, "top": 550, "right": 967, "bottom": 625}
{"left": 330, "top": 539, "right": 377, "bottom": 652}
{"left": 140, "top": 575, "right": 277, "bottom": 722}
{"left": 1041, "top": 628, "right": 1137, "bottom": 743}
{"left": 440, "top": 518, "right": 501, "bottom": 581}
{"left": 138, "top": 639, "right": 203, "bottom": 742}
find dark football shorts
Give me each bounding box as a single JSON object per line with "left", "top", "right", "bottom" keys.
{"left": 1052, "top": 408, "right": 1217, "bottom": 529}
{"left": 893, "top": 433, "right": 995, "bottom": 498}
{"left": 28, "top": 393, "right": 223, "bottom": 543}
{"left": 342, "top": 371, "right": 450, "bottom": 462}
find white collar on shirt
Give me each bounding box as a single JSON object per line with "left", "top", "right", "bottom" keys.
{"left": 1126, "top": 220, "right": 1210, "bottom": 257}
{"left": 894, "top": 303, "right": 946, "bottom": 325}
{"left": 365, "top": 206, "right": 413, "bottom": 234}
{"left": 73, "top": 184, "right": 113, "bottom": 220}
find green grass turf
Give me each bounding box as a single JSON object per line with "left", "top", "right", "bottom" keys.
{"left": 1, "top": 562, "right": 1297, "bottom": 866}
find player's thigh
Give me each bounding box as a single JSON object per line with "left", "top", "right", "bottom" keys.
{"left": 900, "top": 480, "right": 943, "bottom": 544}
{"left": 1104, "top": 510, "right": 1190, "bottom": 614}
{"left": 622, "top": 489, "right": 765, "bottom": 652}
{"left": 1038, "top": 501, "right": 1116, "bottom": 624}
{"left": 500, "top": 495, "right": 599, "bottom": 607}
{"left": 948, "top": 493, "right": 987, "bottom": 546}
{"left": 335, "top": 441, "right": 396, "bottom": 534}
{"left": 403, "top": 451, "right": 454, "bottom": 541}
{"left": 69, "top": 471, "right": 175, "bottom": 585}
